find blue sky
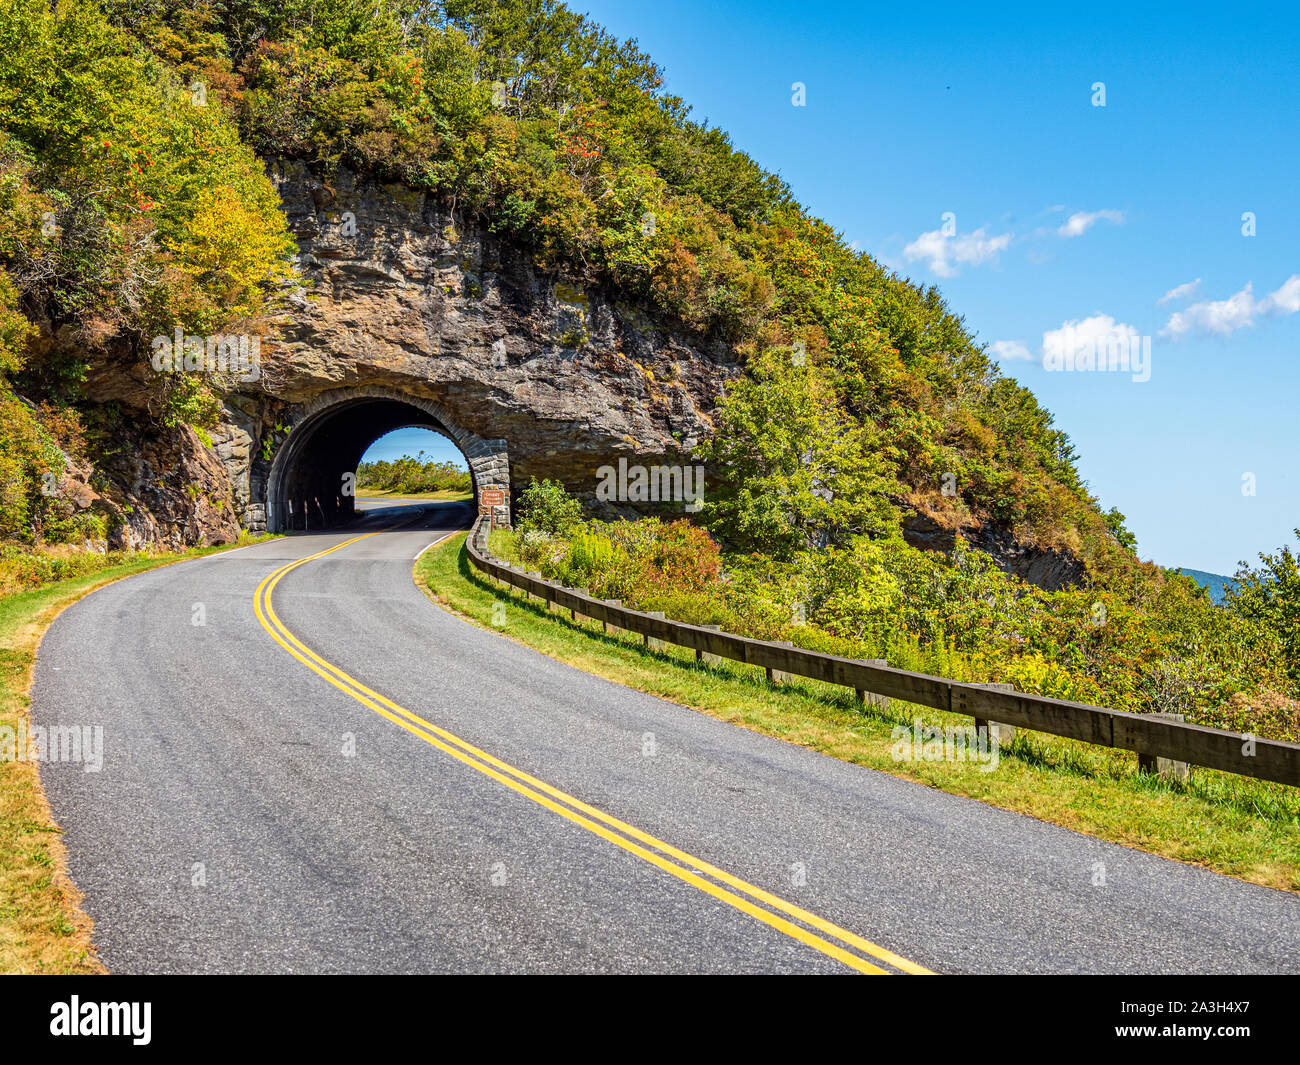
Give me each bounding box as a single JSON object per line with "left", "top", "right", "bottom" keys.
{"left": 564, "top": 0, "right": 1299, "bottom": 574}
{"left": 362, "top": 427, "right": 467, "bottom": 467}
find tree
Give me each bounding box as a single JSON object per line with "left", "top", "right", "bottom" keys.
{"left": 699, "top": 349, "right": 898, "bottom": 558}
{"left": 1104, "top": 506, "right": 1138, "bottom": 553}
{"left": 1226, "top": 530, "right": 1300, "bottom": 681}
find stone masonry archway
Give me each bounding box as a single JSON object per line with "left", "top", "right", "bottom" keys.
{"left": 260, "top": 385, "right": 510, "bottom": 532}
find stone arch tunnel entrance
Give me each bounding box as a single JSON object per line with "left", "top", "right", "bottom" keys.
{"left": 261, "top": 386, "right": 511, "bottom": 533}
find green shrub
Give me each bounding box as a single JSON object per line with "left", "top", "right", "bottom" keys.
{"left": 517, "top": 528, "right": 561, "bottom": 570}
{"left": 0, "top": 543, "right": 133, "bottom": 595}
{"left": 1226, "top": 530, "right": 1300, "bottom": 684}
{"left": 516, "top": 479, "right": 584, "bottom": 538}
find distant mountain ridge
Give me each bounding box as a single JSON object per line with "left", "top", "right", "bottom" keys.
{"left": 1179, "top": 568, "right": 1238, "bottom": 605}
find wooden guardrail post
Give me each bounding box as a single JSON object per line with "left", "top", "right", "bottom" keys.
{"left": 767, "top": 642, "right": 796, "bottom": 686}
{"left": 523, "top": 572, "right": 544, "bottom": 604}
{"left": 645, "top": 611, "right": 667, "bottom": 652}
{"left": 570, "top": 588, "right": 590, "bottom": 623}
{"left": 972, "top": 682, "right": 1016, "bottom": 744}
{"left": 603, "top": 600, "right": 625, "bottom": 637}
{"left": 854, "top": 660, "right": 888, "bottom": 708}
{"left": 1138, "top": 712, "right": 1190, "bottom": 781}
{"left": 697, "top": 625, "right": 724, "bottom": 666}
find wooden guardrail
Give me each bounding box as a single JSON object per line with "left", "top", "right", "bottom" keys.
{"left": 465, "top": 519, "right": 1300, "bottom": 787}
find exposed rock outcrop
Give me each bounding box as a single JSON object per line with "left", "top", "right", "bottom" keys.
{"left": 232, "top": 160, "right": 733, "bottom": 514}
{"left": 98, "top": 419, "right": 243, "bottom": 550}
{"left": 902, "top": 513, "right": 1088, "bottom": 592}
{"left": 57, "top": 160, "right": 1089, "bottom": 592}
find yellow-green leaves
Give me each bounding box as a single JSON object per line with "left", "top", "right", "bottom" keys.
{"left": 0, "top": 0, "right": 295, "bottom": 342}
{"left": 0, "top": 268, "right": 34, "bottom": 377}
{"left": 166, "top": 184, "right": 295, "bottom": 327}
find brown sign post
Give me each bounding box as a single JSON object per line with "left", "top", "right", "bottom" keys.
{"left": 479, "top": 488, "right": 505, "bottom": 528}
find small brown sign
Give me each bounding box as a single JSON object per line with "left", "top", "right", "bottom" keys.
{"left": 479, "top": 489, "right": 505, "bottom": 507}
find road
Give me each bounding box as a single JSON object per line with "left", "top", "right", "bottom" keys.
{"left": 30, "top": 500, "right": 1300, "bottom": 973}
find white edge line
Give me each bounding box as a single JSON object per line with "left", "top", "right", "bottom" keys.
{"left": 185, "top": 536, "right": 284, "bottom": 563}
{"left": 413, "top": 529, "right": 459, "bottom": 561}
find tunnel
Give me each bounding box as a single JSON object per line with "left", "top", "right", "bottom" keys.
{"left": 262, "top": 388, "right": 512, "bottom": 533}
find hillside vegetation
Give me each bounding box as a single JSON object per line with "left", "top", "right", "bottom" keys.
{"left": 0, "top": 0, "right": 1295, "bottom": 729}
{"left": 356, "top": 455, "right": 471, "bottom": 495}
{"left": 501, "top": 481, "right": 1298, "bottom": 741}
{"left": 0, "top": 0, "right": 292, "bottom": 548}
{"left": 2, "top": 0, "right": 1110, "bottom": 558}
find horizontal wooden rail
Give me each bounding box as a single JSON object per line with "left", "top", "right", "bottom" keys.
{"left": 465, "top": 520, "right": 1300, "bottom": 787}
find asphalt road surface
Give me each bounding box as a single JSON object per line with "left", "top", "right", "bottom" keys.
{"left": 30, "top": 501, "right": 1300, "bottom": 973}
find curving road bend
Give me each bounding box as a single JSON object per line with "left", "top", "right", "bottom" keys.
{"left": 29, "top": 501, "right": 1300, "bottom": 973}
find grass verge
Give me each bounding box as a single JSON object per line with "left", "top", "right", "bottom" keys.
{"left": 418, "top": 532, "right": 1300, "bottom": 893}
{"left": 0, "top": 533, "right": 276, "bottom": 974}
{"left": 356, "top": 488, "right": 473, "bottom": 502}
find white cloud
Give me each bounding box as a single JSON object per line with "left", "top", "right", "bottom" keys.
{"left": 1042, "top": 314, "right": 1139, "bottom": 364}
{"left": 1161, "top": 274, "right": 1300, "bottom": 339}
{"left": 1040, "top": 314, "right": 1150, "bottom": 381}
{"left": 988, "top": 340, "right": 1033, "bottom": 361}
{"left": 903, "top": 226, "right": 1012, "bottom": 277}
{"left": 1157, "top": 278, "right": 1201, "bottom": 304}
{"left": 1264, "top": 274, "right": 1300, "bottom": 314}
{"left": 1057, "top": 209, "right": 1124, "bottom": 238}
{"left": 1163, "top": 285, "right": 1256, "bottom": 338}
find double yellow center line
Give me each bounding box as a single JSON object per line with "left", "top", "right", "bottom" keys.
{"left": 253, "top": 531, "right": 932, "bottom": 975}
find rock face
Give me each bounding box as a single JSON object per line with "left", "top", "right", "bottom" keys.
{"left": 902, "top": 514, "right": 1088, "bottom": 592}
{"left": 212, "top": 160, "right": 735, "bottom": 532}
{"left": 61, "top": 160, "right": 1090, "bottom": 592}
{"left": 100, "top": 421, "right": 244, "bottom": 550}
{"left": 39, "top": 407, "right": 243, "bottom": 552}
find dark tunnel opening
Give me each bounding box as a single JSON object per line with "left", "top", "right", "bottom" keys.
{"left": 266, "top": 397, "right": 473, "bottom": 533}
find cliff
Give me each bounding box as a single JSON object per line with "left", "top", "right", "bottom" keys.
{"left": 50, "top": 161, "right": 1088, "bottom": 589}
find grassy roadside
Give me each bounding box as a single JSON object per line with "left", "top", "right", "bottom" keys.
{"left": 0, "top": 533, "right": 276, "bottom": 974}
{"left": 356, "top": 488, "right": 473, "bottom": 502}
{"left": 418, "top": 532, "right": 1300, "bottom": 893}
